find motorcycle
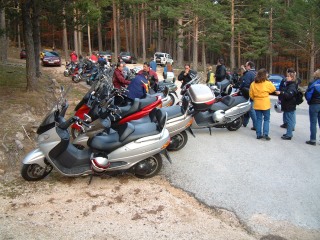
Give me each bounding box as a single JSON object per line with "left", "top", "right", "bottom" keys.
{"left": 190, "top": 86, "right": 251, "bottom": 134}
{"left": 73, "top": 91, "right": 204, "bottom": 151}
{"left": 21, "top": 87, "right": 171, "bottom": 181}
{"left": 64, "top": 61, "right": 77, "bottom": 77}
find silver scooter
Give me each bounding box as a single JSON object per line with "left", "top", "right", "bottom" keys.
{"left": 21, "top": 87, "right": 171, "bottom": 181}
{"left": 190, "top": 89, "right": 251, "bottom": 134}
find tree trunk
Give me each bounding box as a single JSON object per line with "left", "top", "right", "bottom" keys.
{"left": 88, "top": 24, "right": 92, "bottom": 56}
{"left": 32, "top": 0, "right": 41, "bottom": 78}
{"left": 192, "top": 16, "right": 199, "bottom": 71}
{"left": 97, "top": 19, "right": 102, "bottom": 51}
{"left": 141, "top": 3, "right": 146, "bottom": 63}
{"left": 309, "top": 28, "right": 315, "bottom": 82}
{"left": 124, "top": 18, "right": 129, "bottom": 52}
{"left": 177, "top": 18, "right": 184, "bottom": 68}
{"left": 113, "top": 0, "right": 118, "bottom": 60}
{"left": 230, "top": 0, "right": 235, "bottom": 70}
{"left": 73, "top": 5, "right": 78, "bottom": 55}
{"left": 268, "top": 7, "right": 273, "bottom": 74}
{"left": 157, "top": 6, "right": 161, "bottom": 51}
{"left": 133, "top": 11, "right": 137, "bottom": 57}
{"left": 62, "top": 4, "right": 68, "bottom": 62}
{"left": 0, "top": 6, "right": 7, "bottom": 63}
{"left": 202, "top": 41, "right": 206, "bottom": 76}
{"left": 21, "top": 0, "right": 37, "bottom": 91}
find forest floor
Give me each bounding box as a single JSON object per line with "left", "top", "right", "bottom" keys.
{"left": 0, "top": 48, "right": 293, "bottom": 240}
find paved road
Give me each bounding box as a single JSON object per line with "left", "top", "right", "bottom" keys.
{"left": 162, "top": 94, "right": 320, "bottom": 235}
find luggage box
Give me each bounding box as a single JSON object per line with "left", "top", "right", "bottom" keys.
{"left": 187, "top": 84, "right": 215, "bottom": 111}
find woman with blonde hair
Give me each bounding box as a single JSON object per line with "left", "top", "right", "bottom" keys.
{"left": 249, "top": 68, "right": 276, "bottom": 140}
{"left": 305, "top": 69, "right": 320, "bottom": 145}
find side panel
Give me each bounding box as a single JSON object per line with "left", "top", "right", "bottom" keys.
{"left": 22, "top": 148, "right": 47, "bottom": 168}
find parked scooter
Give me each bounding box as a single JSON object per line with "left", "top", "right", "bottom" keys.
{"left": 21, "top": 87, "right": 171, "bottom": 181}
{"left": 73, "top": 92, "right": 201, "bottom": 151}
{"left": 190, "top": 87, "right": 251, "bottom": 134}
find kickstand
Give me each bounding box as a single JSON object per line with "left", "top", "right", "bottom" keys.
{"left": 208, "top": 127, "right": 212, "bottom": 135}
{"left": 187, "top": 127, "right": 196, "bottom": 138}
{"left": 88, "top": 174, "right": 94, "bottom": 185}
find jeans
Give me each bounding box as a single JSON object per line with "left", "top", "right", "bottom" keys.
{"left": 255, "top": 109, "right": 270, "bottom": 137}
{"left": 284, "top": 111, "right": 296, "bottom": 137}
{"left": 309, "top": 104, "right": 320, "bottom": 141}
{"left": 283, "top": 111, "right": 296, "bottom": 125}
{"left": 243, "top": 101, "right": 257, "bottom": 128}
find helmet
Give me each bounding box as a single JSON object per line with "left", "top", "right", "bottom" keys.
{"left": 212, "top": 110, "right": 225, "bottom": 123}
{"left": 274, "top": 101, "right": 282, "bottom": 113}
{"left": 91, "top": 156, "right": 110, "bottom": 173}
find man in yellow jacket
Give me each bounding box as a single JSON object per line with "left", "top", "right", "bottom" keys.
{"left": 249, "top": 68, "right": 276, "bottom": 140}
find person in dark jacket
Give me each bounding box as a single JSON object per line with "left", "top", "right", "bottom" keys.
{"left": 215, "top": 58, "right": 227, "bottom": 83}
{"left": 113, "top": 62, "right": 131, "bottom": 89}
{"left": 304, "top": 69, "right": 320, "bottom": 145}
{"left": 275, "top": 71, "right": 297, "bottom": 140}
{"left": 138, "top": 62, "right": 158, "bottom": 93}
{"left": 239, "top": 61, "right": 257, "bottom": 130}
{"left": 178, "top": 64, "right": 197, "bottom": 88}
{"left": 127, "top": 72, "right": 149, "bottom": 101}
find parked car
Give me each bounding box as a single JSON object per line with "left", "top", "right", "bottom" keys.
{"left": 20, "top": 49, "right": 26, "bottom": 59}
{"left": 42, "top": 51, "right": 61, "bottom": 67}
{"left": 118, "top": 52, "right": 137, "bottom": 64}
{"left": 154, "top": 52, "right": 174, "bottom": 66}
{"left": 269, "top": 74, "right": 285, "bottom": 91}
{"left": 98, "top": 51, "right": 112, "bottom": 62}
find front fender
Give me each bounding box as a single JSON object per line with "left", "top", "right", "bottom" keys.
{"left": 22, "top": 148, "right": 47, "bottom": 168}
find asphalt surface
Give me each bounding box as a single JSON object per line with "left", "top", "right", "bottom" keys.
{"left": 162, "top": 94, "right": 320, "bottom": 235}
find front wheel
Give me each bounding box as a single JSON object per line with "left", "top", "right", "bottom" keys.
{"left": 21, "top": 163, "right": 53, "bottom": 181}
{"left": 167, "top": 131, "right": 188, "bottom": 151}
{"left": 226, "top": 117, "right": 243, "bottom": 131}
{"left": 72, "top": 75, "right": 81, "bottom": 83}
{"left": 64, "top": 70, "right": 69, "bottom": 77}
{"left": 134, "top": 154, "right": 163, "bottom": 179}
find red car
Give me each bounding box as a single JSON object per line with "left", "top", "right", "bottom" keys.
{"left": 42, "top": 51, "right": 61, "bottom": 66}
{"left": 20, "top": 49, "right": 26, "bottom": 59}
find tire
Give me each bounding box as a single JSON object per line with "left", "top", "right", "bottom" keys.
{"left": 134, "top": 154, "right": 163, "bottom": 179}
{"left": 71, "top": 128, "right": 82, "bottom": 139}
{"left": 167, "top": 131, "right": 188, "bottom": 151}
{"left": 226, "top": 117, "right": 243, "bottom": 131}
{"left": 64, "top": 70, "right": 69, "bottom": 77}
{"left": 72, "top": 75, "right": 81, "bottom": 83}
{"left": 21, "top": 163, "right": 53, "bottom": 181}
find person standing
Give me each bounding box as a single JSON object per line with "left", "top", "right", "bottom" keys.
{"left": 113, "top": 62, "right": 130, "bottom": 89}
{"left": 305, "top": 69, "right": 320, "bottom": 146}
{"left": 240, "top": 61, "right": 257, "bottom": 130}
{"left": 70, "top": 51, "right": 78, "bottom": 63}
{"left": 178, "top": 64, "right": 197, "bottom": 88}
{"left": 206, "top": 66, "right": 216, "bottom": 86}
{"left": 249, "top": 68, "right": 276, "bottom": 140}
{"left": 215, "top": 58, "right": 226, "bottom": 83}
{"left": 150, "top": 58, "right": 157, "bottom": 72}
{"left": 275, "top": 71, "right": 297, "bottom": 140}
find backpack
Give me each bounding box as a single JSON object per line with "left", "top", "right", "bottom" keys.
{"left": 296, "top": 88, "right": 304, "bottom": 105}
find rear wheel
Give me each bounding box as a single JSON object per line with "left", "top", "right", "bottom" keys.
{"left": 167, "top": 131, "right": 188, "bottom": 151}
{"left": 134, "top": 154, "right": 162, "bottom": 179}
{"left": 226, "top": 117, "right": 243, "bottom": 131}
{"left": 21, "top": 163, "right": 53, "bottom": 181}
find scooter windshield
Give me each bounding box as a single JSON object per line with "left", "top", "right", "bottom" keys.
{"left": 37, "top": 86, "right": 71, "bottom": 135}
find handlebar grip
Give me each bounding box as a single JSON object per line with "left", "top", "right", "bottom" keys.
{"left": 58, "top": 116, "right": 78, "bottom": 130}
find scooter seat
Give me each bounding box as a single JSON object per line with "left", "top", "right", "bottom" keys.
{"left": 88, "top": 131, "right": 122, "bottom": 152}
{"left": 162, "top": 105, "right": 184, "bottom": 120}
{"left": 119, "top": 96, "right": 158, "bottom": 118}
{"left": 121, "top": 122, "right": 159, "bottom": 145}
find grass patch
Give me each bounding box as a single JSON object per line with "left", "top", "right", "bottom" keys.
{"left": 0, "top": 64, "right": 27, "bottom": 90}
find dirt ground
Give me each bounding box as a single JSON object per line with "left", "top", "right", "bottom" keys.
{"left": 0, "top": 52, "right": 291, "bottom": 240}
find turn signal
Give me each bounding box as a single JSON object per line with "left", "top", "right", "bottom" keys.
{"left": 186, "top": 119, "right": 193, "bottom": 127}
{"left": 161, "top": 138, "right": 171, "bottom": 149}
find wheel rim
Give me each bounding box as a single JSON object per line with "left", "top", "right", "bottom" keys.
{"left": 227, "top": 117, "right": 242, "bottom": 130}
{"left": 27, "top": 164, "right": 52, "bottom": 179}
{"left": 167, "top": 132, "right": 186, "bottom": 150}
{"left": 136, "top": 156, "right": 159, "bottom": 177}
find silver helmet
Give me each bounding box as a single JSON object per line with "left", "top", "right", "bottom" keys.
{"left": 274, "top": 101, "right": 282, "bottom": 113}
{"left": 91, "top": 156, "right": 110, "bottom": 173}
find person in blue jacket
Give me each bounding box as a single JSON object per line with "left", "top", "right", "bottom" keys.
{"left": 150, "top": 58, "right": 157, "bottom": 72}
{"left": 305, "top": 69, "right": 320, "bottom": 146}
{"left": 127, "top": 72, "right": 149, "bottom": 101}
